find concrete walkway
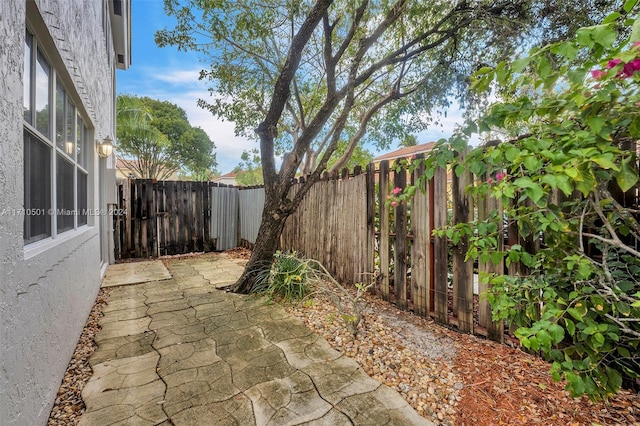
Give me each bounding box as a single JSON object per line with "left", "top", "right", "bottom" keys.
{"left": 79, "top": 254, "right": 433, "bottom": 426}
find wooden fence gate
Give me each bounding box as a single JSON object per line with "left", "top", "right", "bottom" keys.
{"left": 114, "top": 179, "right": 217, "bottom": 259}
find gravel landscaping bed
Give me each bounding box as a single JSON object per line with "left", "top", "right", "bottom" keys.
{"left": 47, "top": 288, "right": 110, "bottom": 425}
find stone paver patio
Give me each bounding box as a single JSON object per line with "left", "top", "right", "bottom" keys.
{"left": 79, "top": 253, "right": 434, "bottom": 425}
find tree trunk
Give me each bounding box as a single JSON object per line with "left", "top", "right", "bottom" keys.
{"left": 231, "top": 197, "right": 289, "bottom": 294}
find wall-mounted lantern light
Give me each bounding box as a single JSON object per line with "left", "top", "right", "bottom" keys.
{"left": 64, "top": 141, "right": 74, "bottom": 156}
{"left": 96, "top": 136, "right": 114, "bottom": 158}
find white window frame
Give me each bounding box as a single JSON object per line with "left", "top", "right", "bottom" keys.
{"left": 23, "top": 27, "right": 92, "bottom": 252}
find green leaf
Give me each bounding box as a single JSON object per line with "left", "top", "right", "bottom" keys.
{"left": 568, "top": 68, "right": 587, "bottom": 85}
{"left": 505, "top": 146, "right": 519, "bottom": 162}
{"left": 556, "top": 175, "right": 573, "bottom": 197}
{"left": 602, "top": 12, "right": 622, "bottom": 24}
{"left": 567, "top": 307, "right": 584, "bottom": 322}
{"left": 624, "top": 0, "right": 638, "bottom": 13}
{"left": 512, "top": 57, "right": 530, "bottom": 74}
{"left": 564, "top": 318, "right": 576, "bottom": 336}
{"left": 587, "top": 116, "right": 605, "bottom": 135}
{"left": 523, "top": 156, "right": 541, "bottom": 172}
{"left": 548, "top": 323, "right": 565, "bottom": 344}
{"left": 551, "top": 41, "right": 579, "bottom": 60}
{"left": 630, "top": 116, "right": 640, "bottom": 138}
{"left": 537, "top": 56, "right": 552, "bottom": 79}
{"left": 606, "top": 367, "right": 623, "bottom": 392}
{"left": 536, "top": 330, "right": 553, "bottom": 349}
{"left": 592, "top": 332, "right": 605, "bottom": 347}
{"left": 592, "top": 155, "right": 618, "bottom": 170}
{"left": 631, "top": 15, "right": 640, "bottom": 43}
{"left": 616, "top": 161, "right": 639, "bottom": 192}
{"left": 591, "top": 24, "right": 618, "bottom": 48}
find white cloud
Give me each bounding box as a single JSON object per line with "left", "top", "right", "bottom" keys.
{"left": 118, "top": 66, "right": 256, "bottom": 172}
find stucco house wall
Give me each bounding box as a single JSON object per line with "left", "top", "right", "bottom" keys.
{"left": 0, "top": 1, "right": 129, "bottom": 424}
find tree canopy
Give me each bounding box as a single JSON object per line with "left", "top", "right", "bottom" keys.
{"left": 156, "top": 0, "right": 629, "bottom": 293}
{"left": 116, "top": 95, "right": 217, "bottom": 180}
{"left": 157, "top": 0, "right": 621, "bottom": 176}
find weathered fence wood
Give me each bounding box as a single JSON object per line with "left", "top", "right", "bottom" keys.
{"left": 433, "top": 166, "right": 449, "bottom": 324}
{"left": 477, "top": 171, "right": 504, "bottom": 342}
{"left": 452, "top": 151, "right": 474, "bottom": 333}
{"left": 366, "top": 164, "right": 376, "bottom": 286}
{"left": 378, "top": 160, "right": 391, "bottom": 301}
{"left": 280, "top": 170, "right": 370, "bottom": 285}
{"left": 115, "top": 179, "right": 216, "bottom": 259}
{"left": 411, "top": 157, "right": 430, "bottom": 317}
{"left": 394, "top": 165, "right": 408, "bottom": 310}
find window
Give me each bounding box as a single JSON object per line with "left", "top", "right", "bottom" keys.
{"left": 23, "top": 28, "right": 91, "bottom": 245}
{"left": 23, "top": 131, "right": 51, "bottom": 244}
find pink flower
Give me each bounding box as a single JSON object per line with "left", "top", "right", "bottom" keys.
{"left": 607, "top": 58, "right": 622, "bottom": 68}
{"left": 392, "top": 187, "right": 402, "bottom": 195}
{"left": 391, "top": 201, "right": 398, "bottom": 207}
{"left": 386, "top": 195, "right": 392, "bottom": 200}
{"left": 633, "top": 41, "right": 640, "bottom": 48}
{"left": 622, "top": 59, "right": 640, "bottom": 77}
{"left": 590, "top": 69, "right": 607, "bottom": 80}
{"left": 487, "top": 177, "right": 494, "bottom": 184}
{"left": 495, "top": 172, "right": 507, "bottom": 181}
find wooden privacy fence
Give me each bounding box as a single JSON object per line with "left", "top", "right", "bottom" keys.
{"left": 114, "top": 179, "right": 242, "bottom": 259}
{"left": 278, "top": 158, "right": 510, "bottom": 342}
{"left": 280, "top": 166, "right": 375, "bottom": 286}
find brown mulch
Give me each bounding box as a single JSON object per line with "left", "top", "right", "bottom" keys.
{"left": 224, "top": 247, "right": 252, "bottom": 260}
{"left": 452, "top": 333, "right": 640, "bottom": 426}
{"left": 47, "top": 288, "right": 110, "bottom": 425}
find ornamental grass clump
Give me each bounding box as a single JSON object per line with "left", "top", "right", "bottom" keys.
{"left": 252, "top": 250, "right": 313, "bottom": 302}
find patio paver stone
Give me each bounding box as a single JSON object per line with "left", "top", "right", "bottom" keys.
{"left": 80, "top": 253, "right": 435, "bottom": 426}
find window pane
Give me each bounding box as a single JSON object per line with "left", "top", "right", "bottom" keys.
{"left": 77, "top": 117, "right": 86, "bottom": 168}
{"left": 56, "top": 83, "right": 64, "bottom": 149}
{"left": 64, "top": 96, "right": 75, "bottom": 158}
{"left": 24, "top": 131, "right": 51, "bottom": 243}
{"left": 24, "top": 31, "right": 32, "bottom": 123}
{"left": 35, "top": 50, "right": 50, "bottom": 138}
{"left": 56, "top": 154, "right": 75, "bottom": 233}
{"left": 78, "top": 171, "right": 88, "bottom": 226}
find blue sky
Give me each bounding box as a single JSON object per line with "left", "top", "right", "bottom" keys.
{"left": 116, "top": 0, "right": 471, "bottom": 174}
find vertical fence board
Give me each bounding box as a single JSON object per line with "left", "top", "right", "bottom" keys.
{"left": 378, "top": 160, "right": 391, "bottom": 301}
{"left": 452, "top": 152, "right": 474, "bottom": 333}
{"left": 477, "top": 172, "right": 505, "bottom": 342}
{"left": 365, "top": 164, "right": 375, "bottom": 286}
{"left": 433, "top": 166, "right": 448, "bottom": 324}
{"left": 394, "top": 166, "right": 408, "bottom": 309}
{"left": 411, "top": 159, "right": 430, "bottom": 316}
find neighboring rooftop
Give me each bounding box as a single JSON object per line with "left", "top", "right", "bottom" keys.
{"left": 374, "top": 141, "right": 436, "bottom": 162}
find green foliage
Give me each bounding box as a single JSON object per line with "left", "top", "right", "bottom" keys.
{"left": 448, "top": 10, "right": 640, "bottom": 400}
{"left": 252, "top": 251, "right": 312, "bottom": 302}
{"left": 116, "top": 95, "right": 217, "bottom": 180}
{"left": 156, "top": 0, "right": 618, "bottom": 178}
{"left": 233, "top": 148, "right": 264, "bottom": 186}
{"left": 250, "top": 251, "right": 373, "bottom": 336}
